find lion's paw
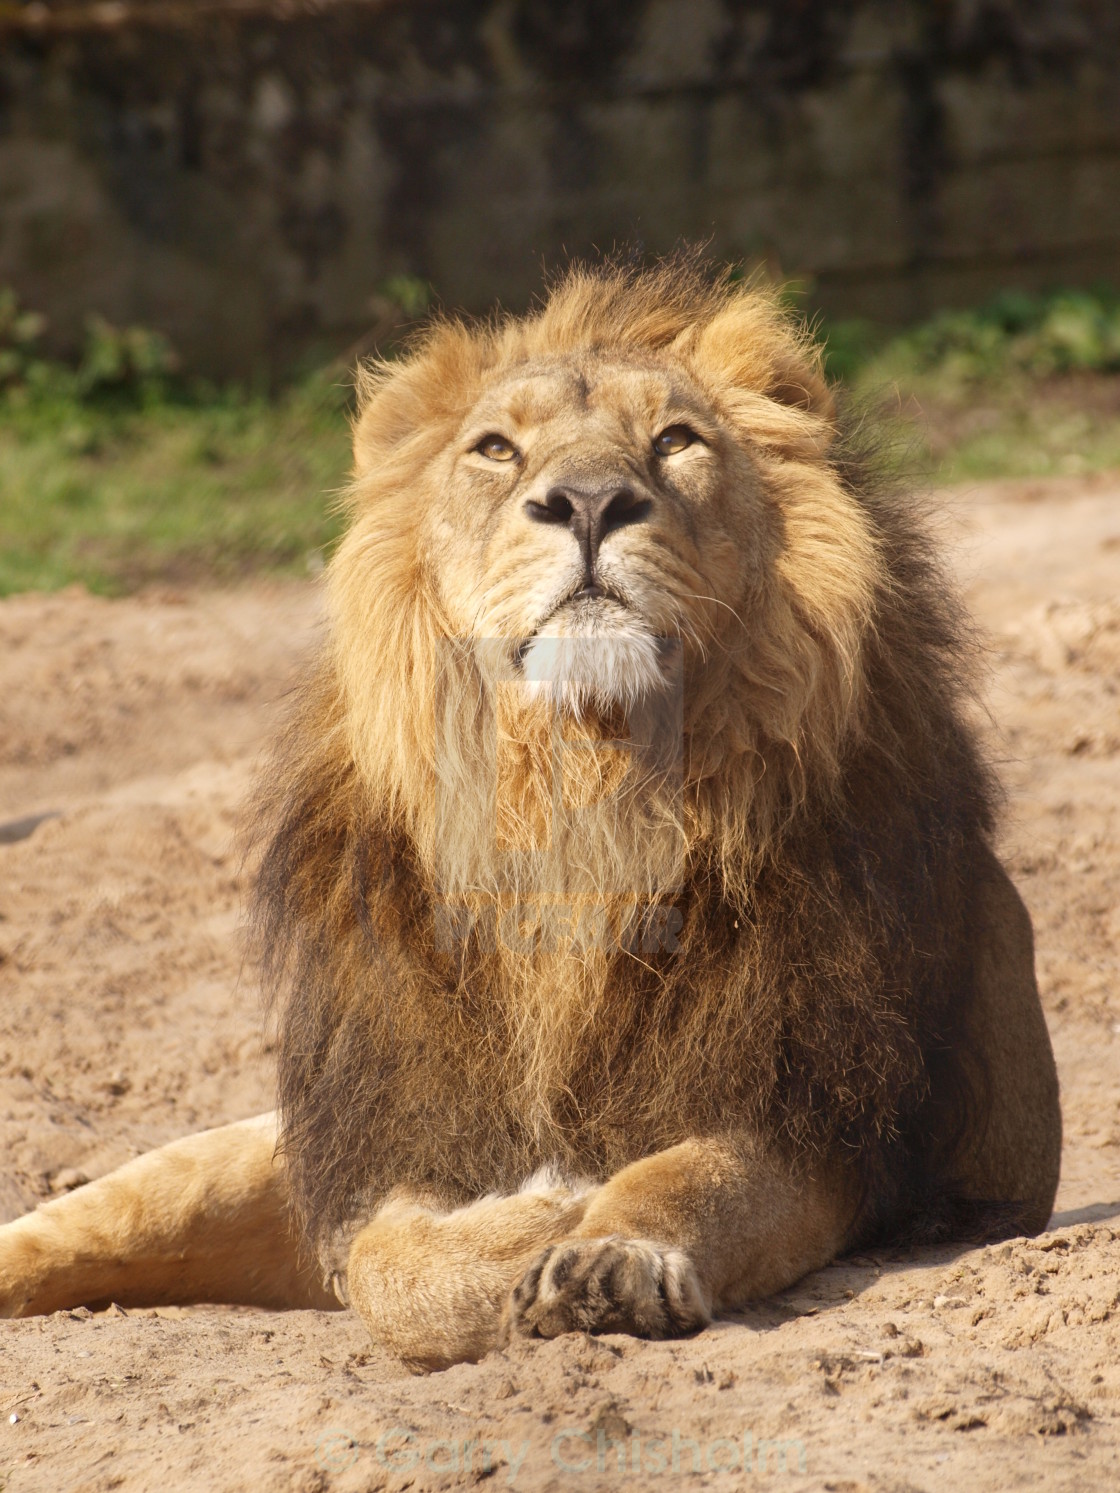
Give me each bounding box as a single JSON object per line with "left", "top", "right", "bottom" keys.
{"left": 500, "top": 1237, "right": 709, "bottom": 1344}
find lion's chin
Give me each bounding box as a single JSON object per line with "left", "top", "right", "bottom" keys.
{"left": 518, "top": 615, "right": 670, "bottom": 718}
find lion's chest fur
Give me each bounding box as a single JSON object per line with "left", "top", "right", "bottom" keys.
{"left": 265, "top": 776, "right": 980, "bottom": 1243}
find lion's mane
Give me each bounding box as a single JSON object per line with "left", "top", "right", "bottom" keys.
{"left": 249, "top": 255, "right": 999, "bottom": 1253}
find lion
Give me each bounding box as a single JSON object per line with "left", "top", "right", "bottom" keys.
{"left": 0, "top": 255, "right": 1061, "bottom": 1371}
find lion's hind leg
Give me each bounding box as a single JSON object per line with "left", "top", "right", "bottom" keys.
{"left": 0, "top": 1113, "right": 338, "bottom": 1316}
{"left": 346, "top": 1171, "right": 594, "bottom": 1372}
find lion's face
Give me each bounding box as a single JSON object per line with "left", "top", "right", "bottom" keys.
{"left": 331, "top": 262, "right": 882, "bottom": 890}
{"left": 428, "top": 353, "right": 766, "bottom": 715}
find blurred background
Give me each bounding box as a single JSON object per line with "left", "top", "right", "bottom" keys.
{"left": 2, "top": 0, "right": 1119, "bottom": 592}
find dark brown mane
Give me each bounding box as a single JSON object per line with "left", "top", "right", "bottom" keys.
{"left": 245, "top": 258, "right": 1005, "bottom": 1255}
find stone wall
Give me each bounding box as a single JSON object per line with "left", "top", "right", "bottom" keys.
{"left": 2, "top": 0, "right": 1118, "bottom": 376}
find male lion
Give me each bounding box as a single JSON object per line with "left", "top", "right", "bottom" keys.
{"left": 0, "top": 257, "right": 1060, "bottom": 1371}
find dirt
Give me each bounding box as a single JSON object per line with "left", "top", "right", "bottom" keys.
{"left": 1, "top": 475, "right": 1118, "bottom": 1492}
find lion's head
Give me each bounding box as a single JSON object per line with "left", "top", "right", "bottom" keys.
{"left": 252, "top": 255, "right": 995, "bottom": 1250}
{"left": 330, "top": 257, "right": 879, "bottom": 907}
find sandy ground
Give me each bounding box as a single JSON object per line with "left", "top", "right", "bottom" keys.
{"left": 0, "top": 474, "right": 1117, "bottom": 1492}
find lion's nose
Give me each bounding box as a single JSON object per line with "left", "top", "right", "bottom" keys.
{"left": 525, "top": 485, "right": 651, "bottom": 578}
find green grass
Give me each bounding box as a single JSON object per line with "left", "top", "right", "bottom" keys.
{"left": 822, "top": 286, "right": 1120, "bottom": 483}
{"left": 1, "top": 285, "right": 1118, "bottom": 596}
{"left": 0, "top": 379, "right": 351, "bottom": 596}
{"left": 908, "top": 377, "right": 1120, "bottom": 482}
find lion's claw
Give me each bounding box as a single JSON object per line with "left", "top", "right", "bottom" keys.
{"left": 501, "top": 1237, "right": 709, "bottom": 1344}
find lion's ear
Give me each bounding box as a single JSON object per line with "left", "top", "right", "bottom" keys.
{"left": 350, "top": 321, "right": 491, "bottom": 477}
{"left": 350, "top": 361, "right": 420, "bottom": 474}
{"left": 683, "top": 296, "right": 836, "bottom": 426}
{"left": 767, "top": 346, "right": 836, "bottom": 423}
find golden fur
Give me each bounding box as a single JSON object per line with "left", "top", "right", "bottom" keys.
{"left": 0, "top": 255, "right": 1060, "bottom": 1364}
{"left": 250, "top": 255, "right": 1044, "bottom": 1252}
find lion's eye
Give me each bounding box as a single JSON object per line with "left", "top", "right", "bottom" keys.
{"left": 476, "top": 434, "right": 519, "bottom": 463}
{"left": 653, "top": 425, "right": 696, "bottom": 457}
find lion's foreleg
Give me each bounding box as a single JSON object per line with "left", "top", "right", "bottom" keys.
{"left": 0, "top": 1113, "right": 338, "bottom": 1316}
{"left": 347, "top": 1141, "right": 857, "bottom": 1370}
{"left": 501, "top": 1137, "right": 858, "bottom": 1345}
{"left": 346, "top": 1172, "right": 594, "bottom": 1371}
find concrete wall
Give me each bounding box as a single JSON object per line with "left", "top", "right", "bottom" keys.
{"left": 2, "top": 0, "right": 1118, "bottom": 376}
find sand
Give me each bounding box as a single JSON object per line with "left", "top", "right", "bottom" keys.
{"left": 0, "top": 474, "right": 1117, "bottom": 1491}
